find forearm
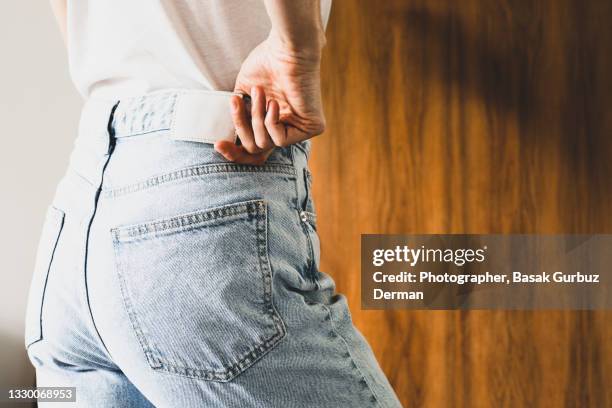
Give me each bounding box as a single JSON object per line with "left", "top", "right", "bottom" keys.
{"left": 263, "top": 0, "right": 326, "bottom": 57}
{"left": 50, "top": 0, "right": 67, "bottom": 45}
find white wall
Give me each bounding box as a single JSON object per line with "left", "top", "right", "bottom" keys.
{"left": 0, "top": 1, "right": 81, "bottom": 402}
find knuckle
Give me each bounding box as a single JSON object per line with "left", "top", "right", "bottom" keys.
{"left": 231, "top": 109, "right": 240, "bottom": 122}
{"left": 314, "top": 119, "right": 326, "bottom": 135}
{"left": 240, "top": 139, "right": 255, "bottom": 151}
{"left": 231, "top": 108, "right": 243, "bottom": 122}
{"left": 257, "top": 139, "right": 273, "bottom": 150}
{"left": 252, "top": 117, "right": 265, "bottom": 129}
{"left": 276, "top": 138, "right": 291, "bottom": 147}
{"left": 245, "top": 144, "right": 261, "bottom": 154}
{"left": 233, "top": 118, "right": 248, "bottom": 130}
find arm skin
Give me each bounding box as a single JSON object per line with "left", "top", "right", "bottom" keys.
{"left": 263, "top": 0, "right": 326, "bottom": 57}
{"left": 50, "top": 0, "right": 327, "bottom": 165}
{"left": 215, "top": 0, "right": 328, "bottom": 165}
{"left": 50, "top": 0, "right": 67, "bottom": 45}
{"left": 48, "top": 0, "right": 325, "bottom": 58}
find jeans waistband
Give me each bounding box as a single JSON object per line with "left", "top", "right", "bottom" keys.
{"left": 67, "top": 90, "right": 311, "bottom": 188}
{"left": 110, "top": 89, "right": 240, "bottom": 144}
{"left": 111, "top": 90, "right": 179, "bottom": 138}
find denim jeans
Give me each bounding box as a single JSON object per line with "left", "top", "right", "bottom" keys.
{"left": 24, "top": 91, "right": 402, "bottom": 407}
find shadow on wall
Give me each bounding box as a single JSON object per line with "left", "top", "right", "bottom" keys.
{"left": 388, "top": 3, "right": 612, "bottom": 221}
{"left": 386, "top": 2, "right": 612, "bottom": 175}
{"left": 0, "top": 331, "right": 36, "bottom": 408}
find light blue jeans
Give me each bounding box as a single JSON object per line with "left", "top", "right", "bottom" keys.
{"left": 24, "top": 91, "right": 402, "bottom": 407}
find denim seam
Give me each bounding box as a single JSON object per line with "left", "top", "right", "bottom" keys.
{"left": 299, "top": 213, "right": 317, "bottom": 282}
{"left": 302, "top": 210, "right": 317, "bottom": 228}
{"left": 320, "top": 303, "right": 381, "bottom": 407}
{"left": 112, "top": 199, "right": 287, "bottom": 382}
{"left": 301, "top": 209, "right": 319, "bottom": 282}
{"left": 69, "top": 169, "right": 96, "bottom": 187}
{"left": 169, "top": 92, "right": 179, "bottom": 138}
{"left": 290, "top": 146, "right": 311, "bottom": 281}
{"left": 102, "top": 162, "right": 296, "bottom": 198}
{"left": 292, "top": 147, "right": 318, "bottom": 282}
{"left": 113, "top": 238, "right": 160, "bottom": 369}
{"left": 289, "top": 145, "right": 300, "bottom": 211}
{"left": 303, "top": 167, "right": 316, "bottom": 214}
{"left": 111, "top": 200, "right": 258, "bottom": 241}
{"left": 114, "top": 127, "right": 171, "bottom": 139}
{"left": 25, "top": 207, "right": 65, "bottom": 349}
{"left": 257, "top": 201, "right": 287, "bottom": 361}
{"left": 82, "top": 123, "right": 120, "bottom": 363}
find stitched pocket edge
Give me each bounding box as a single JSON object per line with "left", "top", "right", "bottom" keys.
{"left": 111, "top": 199, "right": 286, "bottom": 382}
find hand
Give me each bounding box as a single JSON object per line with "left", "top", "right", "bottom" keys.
{"left": 214, "top": 32, "right": 326, "bottom": 165}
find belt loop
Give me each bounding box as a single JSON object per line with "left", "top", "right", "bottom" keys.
{"left": 106, "top": 101, "right": 121, "bottom": 154}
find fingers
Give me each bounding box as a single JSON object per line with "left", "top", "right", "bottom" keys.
{"left": 226, "top": 86, "right": 316, "bottom": 164}
{"left": 264, "top": 98, "right": 324, "bottom": 147}
{"left": 214, "top": 140, "right": 273, "bottom": 166}
{"left": 265, "top": 99, "right": 290, "bottom": 147}
{"left": 230, "top": 94, "right": 258, "bottom": 154}
{"left": 251, "top": 87, "right": 275, "bottom": 150}
{"left": 231, "top": 86, "right": 277, "bottom": 153}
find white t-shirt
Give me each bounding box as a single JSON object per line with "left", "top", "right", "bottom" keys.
{"left": 66, "top": 0, "right": 332, "bottom": 99}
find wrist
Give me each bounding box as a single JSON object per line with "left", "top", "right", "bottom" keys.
{"left": 268, "top": 28, "right": 326, "bottom": 62}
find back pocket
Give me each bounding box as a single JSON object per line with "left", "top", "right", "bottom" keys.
{"left": 24, "top": 206, "right": 65, "bottom": 348}
{"left": 111, "top": 199, "right": 285, "bottom": 382}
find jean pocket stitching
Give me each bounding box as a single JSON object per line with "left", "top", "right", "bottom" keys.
{"left": 111, "top": 200, "right": 261, "bottom": 241}
{"left": 103, "top": 162, "right": 296, "bottom": 198}
{"left": 112, "top": 199, "right": 286, "bottom": 382}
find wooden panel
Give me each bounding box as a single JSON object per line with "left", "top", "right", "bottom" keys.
{"left": 314, "top": 0, "right": 611, "bottom": 406}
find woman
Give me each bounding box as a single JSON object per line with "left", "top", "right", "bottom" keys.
{"left": 24, "top": 0, "right": 401, "bottom": 406}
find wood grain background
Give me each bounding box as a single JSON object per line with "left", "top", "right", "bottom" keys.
{"left": 312, "top": 1, "right": 612, "bottom": 406}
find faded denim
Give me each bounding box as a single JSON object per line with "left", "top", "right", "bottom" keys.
{"left": 24, "top": 91, "right": 402, "bottom": 407}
